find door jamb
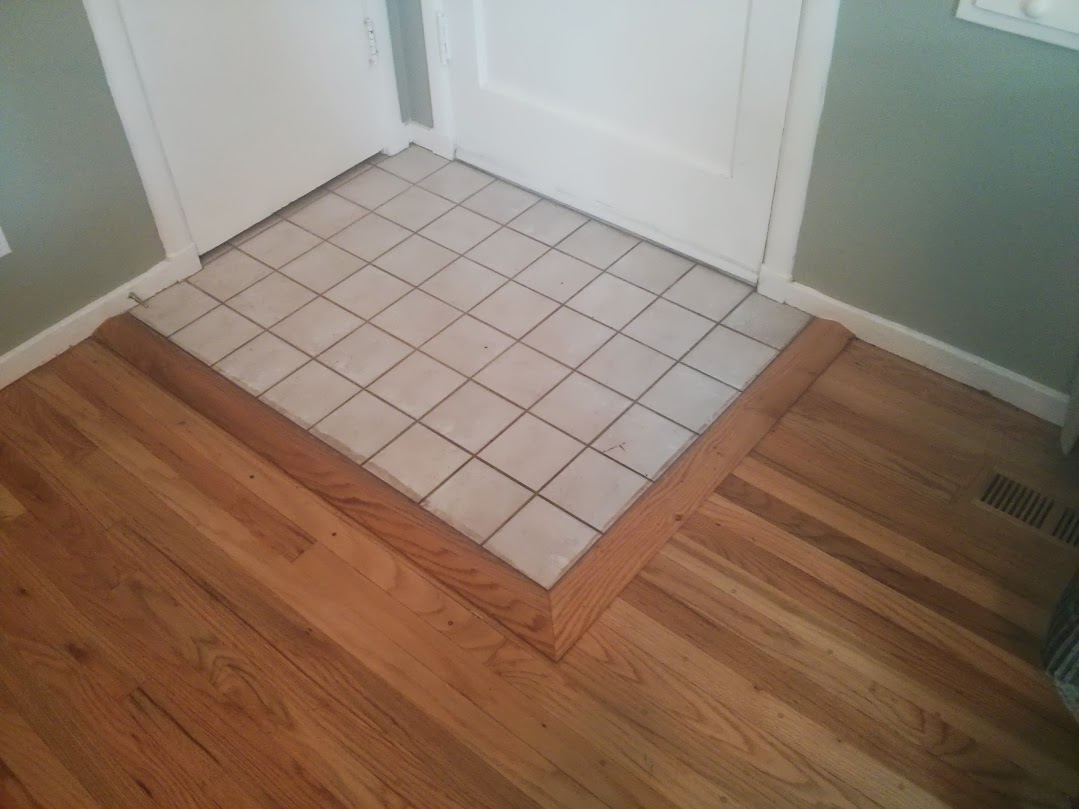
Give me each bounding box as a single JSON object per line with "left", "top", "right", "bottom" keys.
{"left": 758, "top": 0, "right": 841, "bottom": 302}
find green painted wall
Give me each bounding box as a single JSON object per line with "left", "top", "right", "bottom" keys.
{"left": 0, "top": 0, "right": 163, "bottom": 355}
{"left": 388, "top": 0, "right": 434, "bottom": 127}
{"left": 794, "top": 0, "right": 1079, "bottom": 392}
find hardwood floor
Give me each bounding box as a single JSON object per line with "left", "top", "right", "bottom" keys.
{"left": 0, "top": 335, "right": 1076, "bottom": 807}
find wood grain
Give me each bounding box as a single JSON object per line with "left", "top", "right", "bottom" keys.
{"left": 0, "top": 327, "right": 1075, "bottom": 807}
{"left": 92, "top": 314, "right": 557, "bottom": 655}
{"left": 93, "top": 313, "right": 849, "bottom": 659}
{"left": 548, "top": 319, "right": 852, "bottom": 657}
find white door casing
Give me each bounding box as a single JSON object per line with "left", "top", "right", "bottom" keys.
{"left": 445, "top": 0, "right": 803, "bottom": 278}
{"left": 117, "top": 0, "right": 398, "bottom": 252}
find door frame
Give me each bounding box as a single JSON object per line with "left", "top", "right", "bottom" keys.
{"left": 83, "top": 0, "right": 409, "bottom": 267}
{"left": 416, "top": 0, "right": 840, "bottom": 287}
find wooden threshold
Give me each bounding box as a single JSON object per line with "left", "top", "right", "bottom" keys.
{"left": 94, "top": 314, "right": 851, "bottom": 659}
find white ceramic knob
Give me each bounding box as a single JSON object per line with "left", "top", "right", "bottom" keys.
{"left": 1022, "top": 0, "right": 1051, "bottom": 19}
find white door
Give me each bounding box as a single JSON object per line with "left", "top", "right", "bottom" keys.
{"left": 445, "top": 0, "right": 802, "bottom": 277}
{"left": 118, "top": 0, "right": 394, "bottom": 252}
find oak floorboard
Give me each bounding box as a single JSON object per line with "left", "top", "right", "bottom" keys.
{"left": 0, "top": 334, "right": 1075, "bottom": 807}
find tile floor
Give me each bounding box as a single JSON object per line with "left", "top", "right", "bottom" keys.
{"left": 134, "top": 146, "right": 810, "bottom": 589}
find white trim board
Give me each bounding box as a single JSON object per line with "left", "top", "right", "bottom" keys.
{"left": 774, "top": 279, "right": 1069, "bottom": 426}
{"left": 758, "top": 0, "right": 841, "bottom": 298}
{"left": 0, "top": 244, "right": 200, "bottom": 391}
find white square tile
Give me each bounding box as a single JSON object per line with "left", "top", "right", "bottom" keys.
{"left": 227, "top": 273, "right": 315, "bottom": 328}
{"left": 480, "top": 414, "right": 583, "bottom": 490}
{"left": 239, "top": 220, "right": 321, "bottom": 269}
{"left": 485, "top": 498, "right": 597, "bottom": 588}
{"left": 372, "top": 289, "right": 460, "bottom": 347}
{"left": 319, "top": 324, "right": 411, "bottom": 387}
{"left": 640, "top": 364, "right": 738, "bottom": 432}
{"left": 470, "top": 282, "right": 558, "bottom": 338}
{"left": 312, "top": 391, "right": 412, "bottom": 463}
{"left": 541, "top": 449, "right": 648, "bottom": 531}
{"left": 172, "top": 306, "right": 261, "bottom": 365}
{"left": 373, "top": 235, "right": 457, "bottom": 285}
{"left": 278, "top": 242, "right": 364, "bottom": 293}
{"left": 514, "top": 250, "right": 599, "bottom": 303}
{"left": 663, "top": 265, "right": 752, "bottom": 321}
{"left": 335, "top": 167, "right": 411, "bottom": 208}
{"left": 378, "top": 146, "right": 448, "bottom": 183}
{"left": 522, "top": 307, "right": 614, "bottom": 368}
{"left": 188, "top": 249, "right": 272, "bottom": 301}
{"left": 462, "top": 180, "right": 539, "bottom": 224}
{"left": 419, "top": 162, "right": 493, "bottom": 202}
{"left": 578, "top": 335, "right": 673, "bottom": 398}
{"left": 270, "top": 298, "right": 361, "bottom": 355}
{"left": 722, "top": 293, "right": 811, "bottom": 349}
{"left": 286, "top": 193, "right": 366, "bottom": 239}
{"left": 376, "top": 186, "right": 454, "bottom": 231}
{"left": 229, "top": 214, "right": 279, "bottom": 246}
{"left": 531, "top": 373, "right": 631, "bottom": 443}
{"left": 421, "top": 316, "right": 513, "bottom": 376}
{"left": 420, "top": 258, "right": 506, "bottom": 311}
{"left": 595, "top": 405, "right": 694, "bottom": 480}
{"left": 465, "top": 228, "right": 549, "bottom": 278}
{"left": 365, "top": 424, "right": 468, "bottom": 501}
{"left": 474, "top": 344, "right": 570, "bottom": 408}
{"left": 608, "top": 242, "right": 694, "bottom": 294}
{"left": 683, "top": 325, "right": 778, "bottom": 390}
{"left": 421, "top": 382, "right": 521, "bottom": 452}
{"left": 368, "top": 352, "right": 465, "bottom": 418}
{"left": 623, "top": 298, "right": 715, "bottom": 359}
{"left": 214, "top": 332, "right": 308, "bottom": 395}
{"left": 330, "top": 214, "right": 411, "bottom": 262}
{"left": 422, "top": 460, "right": 530, "bottom": 542}
{"left": 132, "top": 282, "right": 215, "bottom": 335}
{"left": 419, "top": 207, "right": 499, "bottom": 253}
{"left": 557, "top": 221, "right": 638, "bottom": 269}
{"left": 261, "top": 361, "right": 359, "bottom": 429}
{"left": 567, "top": 274, "right": 655, "bottom": 330}
{"left": 325, "top": 265, "right": 410, "bottom": 319}
{"left": 509, "top": 200, "right": 587, "bottom": 246}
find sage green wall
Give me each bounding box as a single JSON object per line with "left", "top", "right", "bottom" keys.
{"left": 0, "top": 0, "right": 163, "bottom": 355}
{"left": 794, "top": 0, "right": 1079, "bottom": 392}
{"left": 387, "top": 0, "right": 434, "bottom": 127}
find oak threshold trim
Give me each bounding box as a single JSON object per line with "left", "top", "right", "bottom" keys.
{"left": 93, "top": 314, "right": 850, "bottom": 659}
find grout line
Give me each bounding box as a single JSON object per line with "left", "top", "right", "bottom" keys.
{"left": 165, "top": 155, "right": 805, "bottom": 583}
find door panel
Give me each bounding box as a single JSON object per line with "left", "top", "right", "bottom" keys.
{"left": 447, "top": 0, "right": 802, "bottom": 275}
{"left": 119, "top": 0, "right": 389, "bottom": 252}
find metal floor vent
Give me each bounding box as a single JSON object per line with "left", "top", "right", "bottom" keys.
{"left": 978, "top": 472, "right": 1079, "bottom": 547}
{"left": 1052, "top": 507, "right": 1079, "bottom": 546}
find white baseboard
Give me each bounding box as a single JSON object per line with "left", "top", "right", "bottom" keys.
{"left": 0, "top": 242, "right": 200, "bottom": 391}
{"left": 767, "top": 279, "right": 1069, "bottom": 425}
{"left": 405, "top": 122, "right": 454, "bottom": 160}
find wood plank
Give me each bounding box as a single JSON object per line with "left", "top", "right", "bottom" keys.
{"left": 91, "top": 314, "right": 556, "bottom": 656}
{"left": 547, "top": 319, "right": 853, "bottom": 657}
{"left": 617, "top": 578, "right": 1052, "bottom": 809}
{"left": 733, "top": 455, "right": 1050, "bottom": 634}
{"left": 8, "top": 375, "right": 546, "bottom": 809}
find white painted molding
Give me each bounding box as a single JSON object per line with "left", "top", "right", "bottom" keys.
{"left": 776, "top": 279, "right": 1069, "bottom": 425}
{"left": 82, "top": 0, "right": 193, "bottom": 257}
{"left": 406, "top": 121, "right": 454, "bottom": 160}
{"left": 419, "top": 0, "right": 456, "bottom": 156}
{"left": 0, "top": 244, "right": 200, "bottom": 391}
{"left": 758, "top": 0, "right": 841, "bottom": 302}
